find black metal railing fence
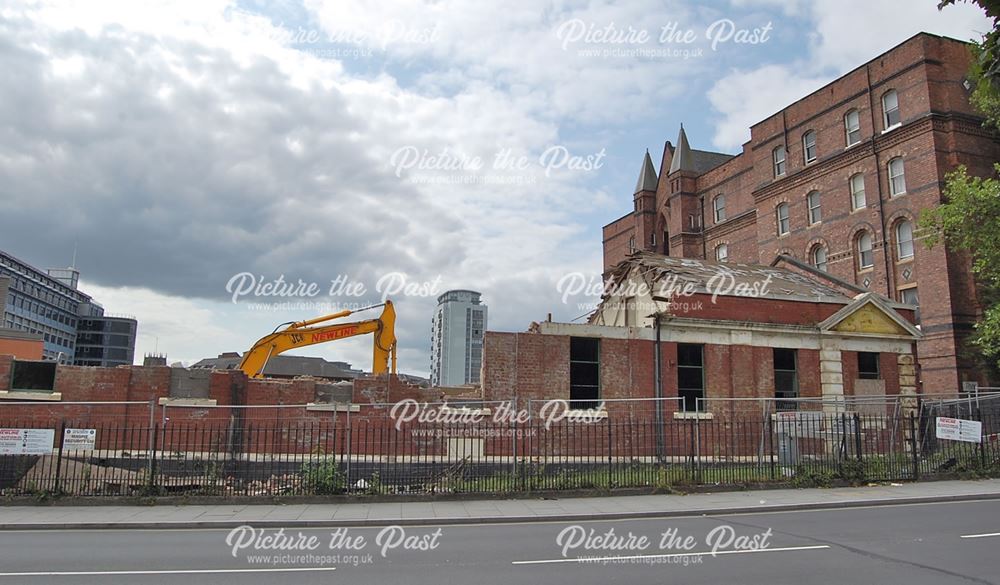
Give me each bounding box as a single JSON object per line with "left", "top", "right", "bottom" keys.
{"left": 1, "top": 404, "right": 996, "bottom": 497}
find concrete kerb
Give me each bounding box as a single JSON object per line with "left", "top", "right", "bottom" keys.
{"left": 2, "top": 490, "right": 999, "bottom": 531}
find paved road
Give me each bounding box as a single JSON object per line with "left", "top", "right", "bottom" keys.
{"left": 0, "top": 500, "right": 997, "bottom": 584}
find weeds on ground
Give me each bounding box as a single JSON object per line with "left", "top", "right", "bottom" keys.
{"left": 300, "top": 459, "right": 345, "bottom": 495}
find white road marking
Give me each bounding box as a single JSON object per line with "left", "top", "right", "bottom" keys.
{"left": 512, "top": 544, "right": 830, "bottom": 565}
{"left": 960, "top": 532, "right": 1000, "bottom": 539}
{"left": 0, "top": 567, "right": 336, "bottom": 577}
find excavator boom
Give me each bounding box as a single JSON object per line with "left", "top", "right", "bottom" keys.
{"left": 237, "top": 301, "right": 397, "bottom": 378}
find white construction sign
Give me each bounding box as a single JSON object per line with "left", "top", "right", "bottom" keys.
{"left": 0, "top": 428, "right": 55, "bottom": 455}
{"left": 773, "top": 411, "right": 825, "bottom": 438}
{"left": 935, "top": 417, "right": 982, "bottom": 444}
{"left": 62, "top": 428, "right": 97, "bottom": 451}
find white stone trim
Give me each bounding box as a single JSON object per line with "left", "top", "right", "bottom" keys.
{"left": 673, "top": 411, "right": 714, "bottom": 420}
{"left": 440, "top": 405, "right": 492, "bottom": 416}
{"left": 0, "top": 390, "right": 62, "bottom": 401}
{"left": 816, "top": 334, "right": 914, "bottom": 354}
{"left": 535, "top": 319, "right": 916, "bottom": 353}
{"left": 820, "top": 360, "right": 843, "bottom": 374}
{"left": 305, "top": 402, "right": 360, "bottom": 412}
{"left": 157, "top": 397, "right": 217, "bottom": 406}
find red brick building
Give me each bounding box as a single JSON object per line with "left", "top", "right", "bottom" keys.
{"left": 484, "top": 254, "right": 921, "bottom": 419}
{"left": 0, "top": 328, "right": 42, "bottom": 361}
{"left": 0, "top": 252, "right": 924, "bottom": 465}
{"left": 602, "top": 33, "right": 1000, "bottom": 394}
{"left": 0, "top": 354, "right": 443, "bottom": 455}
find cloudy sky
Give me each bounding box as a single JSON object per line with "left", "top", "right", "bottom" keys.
{"left": 0, "top": 0, "right": 990, "bottom": 375}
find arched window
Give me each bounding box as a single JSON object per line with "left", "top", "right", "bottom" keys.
{"left": 857, "top": 232, "right": 874, "bottom": 269}
{"left": 776, "top": 203, "right": 790, "bottom": 236}
{"left": 845, "top": 110, "right": 861, "bottom": 146}
{"left": 713, "top": 194, "right": 726, "bottom": 223}
{"left": 850, "top": 173, "right": 866, "bottom": 211}
{"left": 888, "top": 157, "right": 906, "bottom": 196}
{"left": 628, "top": 235, "right": 636, "bottom": 254}
{"left": 802, "top": 130, "right": 817, "bottom": 163}
{"left": 882, "top": 90, "right": 900, "bottom": 129}
{"left": 772, "top": 146, "right": 786, "bottom": 177}
{"left": 811, "top": 245, "right": 828, "bottom": 272}
{"left": 896, "top": 220, "right": 914, "bottom": 260}
{"left": 716, "top": 244, "right": 729, "bottom": 262}
{"left": 807, "top": 191, "right": 821, "bottom": 224}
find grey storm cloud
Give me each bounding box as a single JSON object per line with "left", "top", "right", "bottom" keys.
{"left": 0, "top": 15, "right": 465, "bottom": 301}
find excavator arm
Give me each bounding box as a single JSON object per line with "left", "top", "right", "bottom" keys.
{"left": 237, "top": 301, "right": 397, "bottom": 378}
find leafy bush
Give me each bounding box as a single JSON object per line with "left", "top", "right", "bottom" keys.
{"left": 366, "top": 471, "right": 382, "bottom": 495}
{"left": 791, "top": 466, "right": 834, "bottom": 488}
{"left": 300, "top": 460, "right": 345, "bottom": 495}
{"left": 837, "top": 460, "right": 868, "bottom": 485}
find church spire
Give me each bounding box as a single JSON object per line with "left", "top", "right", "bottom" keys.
{"left": 668, "top": 124, "right": 694, "bottom": 175}
{"left": 634, "top": 149, "right": 658, "bottom": 194}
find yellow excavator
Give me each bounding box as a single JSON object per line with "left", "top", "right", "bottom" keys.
{"left": 237, "top": 301, "right": 397, "bottom": 378}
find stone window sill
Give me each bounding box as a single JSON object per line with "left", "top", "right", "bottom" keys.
{"left": 157, "top": 397, "right": 217, "bottom": 406}
{"left": 0, "top": 390, "right": 62, "bottom": 401}
{"left": 306, "top": 403, "right": 360, "bottom": 412}
{"left": 673, "top": 411, "right": 714, "bottom": 420}
{"left": 440, "top": 405, "right": 492, "bottom": 416}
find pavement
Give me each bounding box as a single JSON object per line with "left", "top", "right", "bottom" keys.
{"left": 1, "top": 497, "right": 999, "bottom": 584}
{"left": 1, "top": 479, "right": 999, "bottom": 530}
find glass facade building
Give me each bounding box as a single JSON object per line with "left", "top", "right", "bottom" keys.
{"left": 74, "top": 314, "right": 137, "bottom": 367}
{"left": 0, "top": 250, "right": 137, "bottom": 365}
{"left": 430, "top": 290, "right": 487, "bottom": 386}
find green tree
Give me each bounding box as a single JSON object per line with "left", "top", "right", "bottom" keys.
{"left": 939, "top": 1, "right": 1000, "bottom": 128}
{"left": 969, "top": 41, "right": 1000, "bottom": 130}
{"left": 920, "top": 165, "right": 1000, "bottom": 368}
{"left": 929, "top": 1, "right": 1000, "bottom": 367}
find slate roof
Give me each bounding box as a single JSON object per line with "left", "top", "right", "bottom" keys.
{"left": 667, "top": 125, "right": 733, "bottom": 175}
{"left": 190, "top": 354, "right": 362, "bottom": 380}
{"left": 634, "top": 151, "right": 658, "bottom": 193}
{"left": 605, "top": 251, "right": 852, "bottom": 303}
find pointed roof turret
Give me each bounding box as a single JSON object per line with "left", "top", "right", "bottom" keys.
{"left": 634, "top": 149, "right": 658, "bottom": 194}
{"left": 668, "top": 124, "right": 693, "bottom": 175}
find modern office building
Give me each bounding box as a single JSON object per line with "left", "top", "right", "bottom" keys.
{"left": 602, "top": 33, "right": 1000, "bottom": 394}
{"left": 0, "top": 253, "right": 90, "bottom": 362}
{"left": 0, "top": 249, "right": 137, "bottom": 365}
{"left": 430, "top": 290, "right": 487, "bottom": 386}
{"left": 74, "top": 310, "right": 138, "bottom": 367}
